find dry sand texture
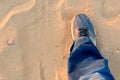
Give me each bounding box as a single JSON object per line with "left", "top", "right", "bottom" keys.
{"left": 0, "top": 0, "right": 120, "bottom": 80}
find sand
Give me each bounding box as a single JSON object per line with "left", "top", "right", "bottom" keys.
{"left": 0, "top": 0, "right": 120, "bottom": 80}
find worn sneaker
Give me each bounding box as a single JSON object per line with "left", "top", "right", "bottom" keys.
{"left": 71, "top": 14, "right": 96, "bottom": 45}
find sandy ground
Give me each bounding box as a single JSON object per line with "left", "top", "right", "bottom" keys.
{"left": 0, "top": 0, "right": 120, "bottom": 80}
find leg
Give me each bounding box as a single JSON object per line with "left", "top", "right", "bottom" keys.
{"left": 68, "top": 37, "right": 114, "bottom": 80}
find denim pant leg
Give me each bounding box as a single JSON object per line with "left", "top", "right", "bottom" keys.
{"left": 68, "top": 37, "right": 115, "bottom": 80}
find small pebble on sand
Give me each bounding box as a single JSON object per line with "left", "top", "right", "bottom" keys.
{"left": 116, "top": 49, "right": 119, "bottom": 53}
{"left": 62, "top": 56, "right": 66, "bottom": 59}
{"left": 7, "top": 39, "right": 15, "bottom": 45}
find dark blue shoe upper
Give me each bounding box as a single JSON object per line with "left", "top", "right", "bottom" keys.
{"left": 73, "top": 14, "right": 96, "bottom": 45}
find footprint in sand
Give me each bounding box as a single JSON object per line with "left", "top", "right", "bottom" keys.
{"left": 0, "top": 0, "right": 36, "bottom": 31}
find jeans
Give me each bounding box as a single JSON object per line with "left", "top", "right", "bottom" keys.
{"left": 68, "top": 37, "right": 115, "bottom": 80}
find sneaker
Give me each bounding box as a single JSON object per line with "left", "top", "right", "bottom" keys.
{"left": 71, "top": 14, "right": 96, "bottom": 45}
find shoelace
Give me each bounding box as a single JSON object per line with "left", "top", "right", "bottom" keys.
{"left": 79, "top": 29, "right": 88, "bottom": 37}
